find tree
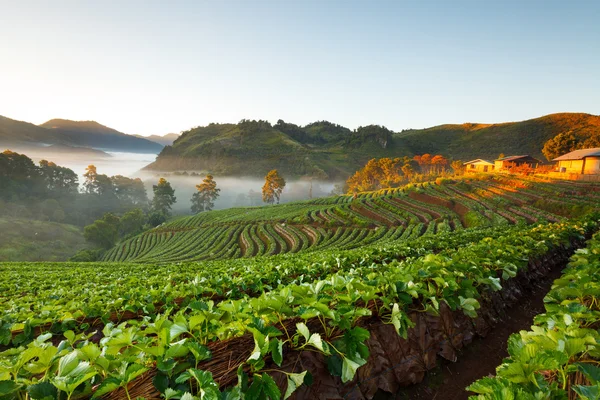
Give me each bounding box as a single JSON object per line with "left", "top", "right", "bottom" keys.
{"left": 83, "top": 165, "right": 112, "bottom": 196}
{"left": 119, "top": 208, "right": 146, "bottom": 237}
{"left": 84, "top": 213, "right": 120, "bottom": 249}
{"left": 0, "top": 150, "right": 45, "bottom": 200}
{"left": 148, "top": 211, "right": 168, "bottom": 227}
{"left": 111, "top": 175, "right": 148, "bottom": 206}
{"left": 39, "top": 160, "right": 79, "bottom": 197}
{"left": 401, "top": 163, "right": 415, "bottom": 179}
{"left": 191, "top": 174, "right": 221, "bottom": 213}
{"left": 431, "top": 155, "right": 448, "bottom": 174}
{"left": 542, "top": 132, "right": 580, "bottom": 161}
{"left": 151, "top": 178, "right": 177, "bottom": 215}
{"left": 451, "top": 160, "right": 465, "bottom": 175}
{"left": 83, "top": 165, "right": 98, "bottom": 194}
{"left": 262, "top": 170, "right": 286, "bottom": 204}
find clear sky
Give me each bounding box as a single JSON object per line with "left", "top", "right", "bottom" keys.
{"left": 1, "top": 0, "right": 599, "bottom": 136}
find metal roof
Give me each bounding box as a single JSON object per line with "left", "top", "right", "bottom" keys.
{"left": 464, "top": 159, "right": 493, "bottom": 165}
{"left": 553, "top": 148, "right": 600, "bottom": 161}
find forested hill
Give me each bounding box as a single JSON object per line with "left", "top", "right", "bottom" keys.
{"left": 144, "top": 113, "right": 600, "bottom": 178}
{"left": 397, "top": 113, "right": 600, "bottom": 161}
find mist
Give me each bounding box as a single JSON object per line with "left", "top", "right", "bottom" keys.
{"left": 139, "top": 173, "right": 338, "bottom": 215}
{"left": 11, "top": 149, "right": 340, "bottom": 215}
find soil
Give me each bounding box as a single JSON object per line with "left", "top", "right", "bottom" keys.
{"left": 376, "top": 262, "right": 565, "bottom": 400}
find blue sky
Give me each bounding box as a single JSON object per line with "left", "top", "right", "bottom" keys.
{"left": 1, "top": 0, "right": 599, "bottom": 135}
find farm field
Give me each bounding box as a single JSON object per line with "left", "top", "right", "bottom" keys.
{"left": 102, "top": 175, "right": 599, "bottom": 263}
{"left": 2, "top": 176, "right": 600, "bottom": 400}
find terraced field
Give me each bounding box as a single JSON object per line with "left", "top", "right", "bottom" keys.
{"left": 3, "top": 175, "right": 600, "bottom": 400}
{"left": 102, "top": 175, "right": 600, "bottom": 263}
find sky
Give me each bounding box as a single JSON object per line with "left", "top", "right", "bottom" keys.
{"left": 1, "top": 0, "right": 599, "bottom": 136}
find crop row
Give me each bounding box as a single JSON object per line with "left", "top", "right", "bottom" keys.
{"left": 2, "top": 214, "right": 598, "bottom": 400}
{"left": 468, "top": 230, "right": 600, "bottom": 399}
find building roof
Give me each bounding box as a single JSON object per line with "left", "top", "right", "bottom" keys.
{"left": 495, "top": 155, "right": 530, "bottom": 162}
{"left": 553, "top": 147, "right": 600, "bottom": 161}
{"left": 464, "top": 159, "right": 493, "bottom": 165}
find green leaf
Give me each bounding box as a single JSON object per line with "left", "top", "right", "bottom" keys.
{"left": 187, "top": 342, "right": 212, "bottom": 364}
{"left": 27, "top": 382, "right": 57, "bottom": 400}
{"left": 573, "top": 384, "right": 600, "bottom": 400}
{"left": 125, "top": 363, "right": 149, "bottom": 383}
{"left": 261, "top": 374, "right": 281, "bottom": 400}
{"left": 166, "top": 340, "right": 190, "bottom": 359}
{"left": 296, "top": 323, "right": 310, "bottom": 341}
{"left": 307, "top": 333, "right": 328, "bottom": 354}
{"left": 0, "top": 380, "right": 23, "bottom": 396}
{"left": 284, "top": 371, "right": 307, "bottom": 399}
{"left": 153, "top": 373, "right": 169, "bottom": 394}
{"left": 341, "top": 356, "right": 365, "bottom": 383}
{"left": 164, "top": 387, "right": 182, "bottom": 399}
{"left": 64, "top": 330, "right": 75, "bottom": 343}
{"left": 270, "top": 339, "right": 283, "bottom": 367}
{"left": 92, "top": 377, "right": 122, "bottom": 398}
{"left": 577, "top": 363, "right": 600, "bottom": 385}
{"left": 170, "top": 320, "right": 189, "bottom": 341}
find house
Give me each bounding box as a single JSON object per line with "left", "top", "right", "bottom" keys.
{"left": 553, "top": 148, "right": 600, "bottom": 175}
{"left": 464, "top": 159, "right": 495, "bottom": 173}
{"left": 494, "top": 155, "right": 542, "bottom": 171}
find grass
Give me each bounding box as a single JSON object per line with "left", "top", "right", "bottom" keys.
{"left": 0, "top": 217, "right": 86, "bottom": 261}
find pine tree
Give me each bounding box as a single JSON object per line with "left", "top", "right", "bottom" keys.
{"left": 151, "top": 178, "right": 176, "bottom": 215}
{"left": 191, "top": 174, "right": 220, "bottom": 213}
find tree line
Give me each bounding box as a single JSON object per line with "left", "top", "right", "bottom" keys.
{"left": 345, "top": 154, "right": 464, "bottom": 193}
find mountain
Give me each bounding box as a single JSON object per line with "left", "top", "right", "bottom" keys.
{"left": 143, "top": 113, "right": 600, "bottom": 178}
{"left": 0, "top": 115, "right": 70, "bottom": 145}
{"left": 134, "top": 133, "right": 179, "bottom": 146}
{"left": 0, "top": 115, "right": 164, "bottom": 154}
{"left": 40, "top": 119, "right": 163, "bottom": 154}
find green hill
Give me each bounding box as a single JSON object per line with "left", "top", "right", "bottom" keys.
{"left": 144, "top": 120, "right": 408, "bottom": 178}
{"left": 397, "top": 112, "right": 600, "bottom": 161}
{"left": 144, "top": 113, "right": 600, "bottom": 178}
{"left": 0, "top": 217, "right": 86, "bottom": 261}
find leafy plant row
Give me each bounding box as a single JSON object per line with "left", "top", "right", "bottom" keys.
{"left": 467, "top": 230, "right": 600, "bottom": 400}
{"left": 1, "top": 214, "right": 599, "bottom": 400}
{"left": 1, "top": 224, "right": 523, "bottom": 345}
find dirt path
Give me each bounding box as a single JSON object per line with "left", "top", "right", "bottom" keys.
{"left": 378, "top": 263, "right": 564, "bottom": 400}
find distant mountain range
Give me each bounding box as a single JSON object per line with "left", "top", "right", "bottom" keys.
{"left": 144, "top": 113, "right": 600, "bottom": 179}
{"left": 134, "top": 133, "right": 180, "bottom": 146}
{"left": 2, "top": 112, "right": 599, "bottom": 179}
{"left": 0, "top": 116, "right": 163, "bottom": 154}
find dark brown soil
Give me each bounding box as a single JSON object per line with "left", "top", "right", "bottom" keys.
{"left": 377, "top": 263, "right": 564, "bottom": 400}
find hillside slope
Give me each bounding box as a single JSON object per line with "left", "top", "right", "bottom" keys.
{"left": 398, "top": 113, "right": 600, "bottom": 161}
{"left": 144, "top": 113, "right": 600, "bottom": 178}
{"left": 41, "top": 119, "right": 163, "bottom": 153}
{"left": 0, "top": 115, "right": 70, "bottom": 145}
{"left": 144, "top": 120, "right": 408, "bottom": 178}
{"left": 102, "top": 175, "right": 600, "bottom": 263}
{"left": 0, "top": 218, "right": 86, "bottom": 261}
{"left": 0, "top": 115, "right": 164, "bottom": 154}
